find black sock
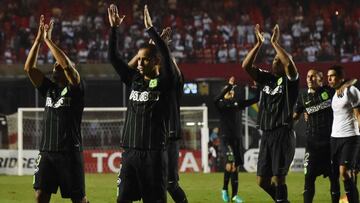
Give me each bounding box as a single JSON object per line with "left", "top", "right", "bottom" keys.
{"left": 303, "top": 175, "right": 315, "bottom": 203}
{"left": 353, "top": 175, "right": 359, "bottom": 202}
{"left": 231, "top": 171, "right": 239, "bottom": 198}
{"left": 168, "top": 182, "right": 188, "bottom": 203}
{"left": 223, "top": 171, "right": 231, "bottom": 190}
{"left": 330, "top": 176, "right": 340, "bottom": 203}
{"left": 276, "top": 184, "right": 288, "bottom": 203}
{"left": 344, "top": 179, "right": 359, "bottom": 203}
{"left": 260, "top": 182, "right": 276, "bottom": 201}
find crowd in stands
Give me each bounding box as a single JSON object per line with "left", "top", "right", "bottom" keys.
{"left": 1, "top": 0, "right": 360, "bottom": 65}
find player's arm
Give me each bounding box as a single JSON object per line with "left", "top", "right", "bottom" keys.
{"left": 107, "top": 4, "right": 134, "bottom": 85}
{"left": 214, "top": 79, "right": 233, "bottom": 109}
{"left": 127, "top": 54, "right": 139, "bottom": 69}
{"left": 354, "top": 107, "right": 360, "bottom": 132}
{"left": 293, "top": 93, "right": 305, "bottom": 121}
{"left": 237, "top": 82, "right": 260, "bottom": 109}
{"left": 242, "top": 24, "right": 263, "bottom": 81}
{"left": 336, "top": 78, "right": 358, "bottom": 96}
{"left": 144, "top": 5, "right": 175, "bottom": 86}
{"left": 44, "top": 19, "right": 80, "bottom": 86}
{"left": 24, "top": 15, "right": 45, "bottom": 88}
{"left": 271, "top": 24, "right": 298, "bottom": 81}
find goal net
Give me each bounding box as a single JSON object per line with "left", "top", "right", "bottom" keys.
{"left": 2, "top": 106, "right": 209, "bottom": 175}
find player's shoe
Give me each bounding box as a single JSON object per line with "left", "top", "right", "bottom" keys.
{"left": 221, "top": 189, "right": 230, "bottom": 202}
{"left": 231, "top": 195, "right": 244, "bottom": 203}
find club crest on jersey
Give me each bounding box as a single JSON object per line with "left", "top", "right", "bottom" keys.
{"left": 61, "top": 87, "right": 68, "bottom": 96}
{"left": 149, "top": 79, "right": 158, "bottom": 88}
{"left": 321, "top": 91, "right": 329, "bottom": 100}
{"left": 277, "top": 77, "right": 283, "bottom": 86}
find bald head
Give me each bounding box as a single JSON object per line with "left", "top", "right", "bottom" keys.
{"left": 306, "top": 69, "right": 322, "bottom": 90}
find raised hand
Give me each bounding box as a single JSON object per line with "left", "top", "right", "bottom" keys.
{"left": 108, "top": 4, "right": 125, "bottom": 27}
{"left": 160, "top": 27, "right": 172, "bottom": 45}
{"left": 228, "top": 76, "right": 235, "bottom": 85}
{"left": 44, "top": 19, "right": 54, "bottom": 41}
{"left": 144, "top": 5, "right": 153, "bottom": 29}
{"left": 255, "top": 24, "right": 264, "bottom": 45}
{"left": 35, "top": 15, "right": 45, "bottom": 43}
{"left": 271, "top": 24, "right": 280, "bottom": 44}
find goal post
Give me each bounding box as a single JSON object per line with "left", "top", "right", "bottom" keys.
{"left": 13, "top": 106, "right": 209, "bottom": 175}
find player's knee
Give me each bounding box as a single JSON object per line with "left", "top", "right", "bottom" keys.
{"left": 167, "top": 181, "right": 179, "bottom": 193}
{"left": 339, "top": 166, "right": 351, "bottom": 181}
{"left": 35, "top": 190, "right": 50, "bottom": 203}
{"left": 225, "top": 163, "right": 232, "bottom": 172}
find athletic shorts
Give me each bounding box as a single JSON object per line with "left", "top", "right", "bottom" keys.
{"left": 117, "top": 149, "right": 168, "bottom": 202}
{"left": 167, "top": 139, "right": 180, "bottom": 183}
{"left": 303, "top": 146, "right": 331, "bottom": 177}
{"left": 223, "top": 139, "right": 244, "bottom": 167}
{"left": 331, "top": 136, "right": 360, "bottom": 169}
{"left": 33, "top": 151, "right": 85, "bottom": 199}
{"left": 257, "top": 126, "right": 296, "bottom": 177}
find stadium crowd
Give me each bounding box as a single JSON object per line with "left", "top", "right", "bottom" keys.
{"left": 1, "top": 0, "right": 360, "bottom": 64}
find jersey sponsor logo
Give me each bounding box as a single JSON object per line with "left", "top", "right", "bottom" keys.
{"left": 262, "top": 85, "right": 283, "bottom": 95}
{"left": 305, "top": 99, "right": 331, "bottom": 114}
{"left": 129, "top": 90, "right": 160, "bottom": 102}
{"left": 45, "top": 97, "right": 71, "bottom": 108}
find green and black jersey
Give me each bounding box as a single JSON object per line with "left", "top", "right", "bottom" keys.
{"left": 295, "top": 86, "right": 334, "bottom": 148}
{"left": 37, "top": 78, "right": 84, "bottom": 151}
{"left": 109, "top": 26, "right": 177, "bottom": 150}
{"left": 254, "top": 68, "right": 299, "bottom": 131}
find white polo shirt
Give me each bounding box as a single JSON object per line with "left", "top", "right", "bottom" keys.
{"left": 331, "top": 86, "right": 360, "bottom": 138}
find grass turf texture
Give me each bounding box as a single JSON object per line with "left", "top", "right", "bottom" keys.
{"left": 0, "top": 172, "right": 354, "bottom": 203}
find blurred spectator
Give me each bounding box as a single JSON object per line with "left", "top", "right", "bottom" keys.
{"left": 1, "top": 0, "right": 360, "bottom": 64}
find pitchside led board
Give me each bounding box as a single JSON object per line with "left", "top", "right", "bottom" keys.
{"left": 0, "top": 148, "right": 306, "bottom": 175}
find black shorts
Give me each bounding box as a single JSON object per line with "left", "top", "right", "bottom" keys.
{"left": 222, "top": 138, "right": 243, "bottom": 167}
{"left": 167, "top": 139, "right": 179, "bottom": 183}
{"left": 331, "top": 136, "right": 360, "bottom": 169}
{"left": 33, "top": 151, "right": 85, "bottom": 199}
{"left": 304, "top": 147, "right": 331, "bottom": 177}
{"left": 117, "top": 149, "right": 167, "bottom": 202}
{"left": 257, "top": 126, "right": 296, "bottom": 177}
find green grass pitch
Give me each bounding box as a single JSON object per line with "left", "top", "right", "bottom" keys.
{"left": 0, "top": 172, "right": 354, "bottom": 202}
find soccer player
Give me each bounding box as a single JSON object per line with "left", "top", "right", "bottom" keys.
{"left": 128, "top": 27, "right": 188, "bottom": 203}
{"left": 24, "top": 15, "right": 87, "bottom": 203}
{"left": 293, "top": 69, "right": 340, "bottom": 203}
{"left": 242, "top": 24, "right": 299, "bottom": 203}
{"left": 214, "top": 76, "right": 259, "bottom": 203}
{"left": 162, "top": 30, "right": 189, "bottom": 203}
{"left": 327, "top": 65, "right": 360, "bottom": 203}
{"left": 108, "top": 4, "right": 177, "bottom": 202}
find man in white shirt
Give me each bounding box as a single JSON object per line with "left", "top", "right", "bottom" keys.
{"left": 328, "top": 65, "right": 360, "bottom": 203}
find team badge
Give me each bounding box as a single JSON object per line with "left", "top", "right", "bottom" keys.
{"left": 61, "top": 87, "right": 68, "bottom": 96}
{"left": 321, "top": 92, "right": 329, "bottom": 100}
{"left": 277, "top": 77, "right": 283, "bottom": 86}
{"left": 149, "top": 79, "right": 158, "bottom": 88}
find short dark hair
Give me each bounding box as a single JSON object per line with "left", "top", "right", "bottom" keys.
{"left": 139, "top": 43, "right": 158, "bottom": 59}
{"left": 329, "top": 65, "right": 345, "bottom": 78}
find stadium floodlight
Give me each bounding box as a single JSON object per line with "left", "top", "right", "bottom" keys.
{"left": 10, "top": 106, "right": 209, "bottom": 175}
